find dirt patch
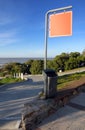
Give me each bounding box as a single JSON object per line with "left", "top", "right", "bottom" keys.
{"left": 59, "top": 77, "right": 85, "bottom": 91}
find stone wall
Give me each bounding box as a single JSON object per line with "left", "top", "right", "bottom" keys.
{"left": 20, "top": 83, "right": 85, "bottom": 130}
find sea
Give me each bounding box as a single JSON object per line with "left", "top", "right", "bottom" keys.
{"left": 0, "top": 57, "right": 52, "bottom": 67}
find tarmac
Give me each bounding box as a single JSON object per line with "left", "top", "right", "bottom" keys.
{"left": 0, "top": 75, "right": 85, "bottom": 130}
{"left": 0, "top": 75, "right": 43, "bottom": 130}
{"left": 36, "top": 92, "right": 85, "bottom": 130}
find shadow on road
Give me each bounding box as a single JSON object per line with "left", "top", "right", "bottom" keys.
{"left": 0, "top": 78, "right": 44, "bottom": 128}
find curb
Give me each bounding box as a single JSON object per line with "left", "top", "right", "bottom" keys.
{"left": 20, "top": 84, "right": 85, "bottom": 130}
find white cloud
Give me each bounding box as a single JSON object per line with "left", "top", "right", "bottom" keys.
{"left": 0, "top": 32, "right": 15, "bottom": 38}
{"left": 0, "top": 31, "right": 18, "bottom": 46}
{"left": 0, "top": 12, "right": 18, "bottom": 46}
{"left": 0, "top": 38, "right": 17, "bottom": 46}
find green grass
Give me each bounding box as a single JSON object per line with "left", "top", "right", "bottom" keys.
{"left": 57, "top": 72, "right": 85, "bottom": 90}
{"left": 0, "top": 77, "right": 23, "bottom": 85}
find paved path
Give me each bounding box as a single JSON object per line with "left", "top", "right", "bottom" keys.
{"left": 0, "top": 75, "right": 44, "bottom": 130}
{"left": 37, "top": 92, "right": 85, "bottom": 130}
{"left": 58, "top": 67, "right": 85, "bottom": 76}
{"left": 0, "top": 74, "right": 85, "bottom": 130}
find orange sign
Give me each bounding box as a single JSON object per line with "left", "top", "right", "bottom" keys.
{"left": 49, "top": 11, "right": 72, "bottom": 37}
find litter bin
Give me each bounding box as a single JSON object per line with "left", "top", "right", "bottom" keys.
{"left": 42, "top": 69, "right": 57, "bottom": 98}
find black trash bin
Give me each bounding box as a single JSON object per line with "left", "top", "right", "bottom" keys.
{"left": 42, "top": 69, "right": 57, "bottom": 98}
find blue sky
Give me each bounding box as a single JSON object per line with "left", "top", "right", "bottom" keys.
{"left": 0, "top": 0, "right": 85, "bottom": 58}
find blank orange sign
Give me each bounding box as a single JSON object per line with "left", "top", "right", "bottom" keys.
{"left": 49, "top": 11, "right": 72, "bottom": 37}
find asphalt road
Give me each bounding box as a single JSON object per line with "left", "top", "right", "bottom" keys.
{"left": 0, "top": 68, "right": 85, "bottom": 130}
{"left": 0, "top": 75, "right": 44, "bottom": 130}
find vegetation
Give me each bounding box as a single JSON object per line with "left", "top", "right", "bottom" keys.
{"left": 0, "top": 77, "right": 22, "bottom": 85}
{"left": 0, "top": 50, "right": 85, "bottom": 76}
{"left": 30, "top": 60, "right": 43, "bottom": 74}
{"left": 48, "top": 51, "right": 85, "bottom": 71}
{"left": 57, "top": 72, "right": 85, "bottom": 90}
{"left": 0, "top": 49, "right": 85, "bottom": 87}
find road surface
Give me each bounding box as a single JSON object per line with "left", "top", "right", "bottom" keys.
{"left": 0, "top": 75, "right": 44, "bottom": 130}
{"left": 0, "top": 71, "right": 85, "bottom": 130}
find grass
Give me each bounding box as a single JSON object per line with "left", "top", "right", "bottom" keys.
{"left": 57, "top": 71, "right": 85, "bottom": 90}
{"left": 0, "top": 77, "right": 23, "bottom": 85}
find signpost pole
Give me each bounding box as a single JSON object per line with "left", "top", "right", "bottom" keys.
{"left": 44, "top": 13, "right": 48, "bottom": 70}
{"left": 44, "top": 6, "right": 72, "bottom": 70}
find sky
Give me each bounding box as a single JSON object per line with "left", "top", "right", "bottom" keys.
{"left": 0, "top": 0, "right": 85, "bottom": 58}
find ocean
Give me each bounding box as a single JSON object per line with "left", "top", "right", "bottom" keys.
{"left": 0, "top": 58, "right": 29, "bottom": 66}
{"left": 0, "top": 57, "right": 51, "bottom": 66}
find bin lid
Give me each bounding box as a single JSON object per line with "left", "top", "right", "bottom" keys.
{"left": 43, "top": 69, "right": 57, "bottom": 77}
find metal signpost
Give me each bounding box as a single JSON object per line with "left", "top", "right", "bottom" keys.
{"left": 44, "top": 6, "right": 72, "bottom": 69}
{"left": 43, "top": 6, "right": 72, "bottom": 99}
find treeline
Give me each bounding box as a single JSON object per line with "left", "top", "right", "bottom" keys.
{"left": 48, "top": 51, "right": 85, "bottom": 71}
{"left": 0, "top": 50, "right": 85, "bottom": 76}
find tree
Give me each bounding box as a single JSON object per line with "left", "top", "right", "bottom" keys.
{"left": 20, "top": 63, "right": 27, "bottom": 74}
{"left": 25, "top": 60, "right": 34, "bottom": 74}
{"left": 70, "top": 52, "right": 80, "bottom": 58}
{"left": 25, "top": 60, "right": 33, "bottom": 67}
{"left": 11, "top": 63, "right": 22, "bottom": 74}
{"left": 54, "top": 53, "right": 69, "bottom": 71}
{"left": 47, "top": 60, "right": 59, "bottom": 71}
{"left": 3, "top": 63, "right": 13, "bottom": 74}
{"left": 65, "top": 57, "right": 78, "bottom": 70}
{"left": 77, "top": 55, "right": 85, "bottom": 67}
{"left": 3, "top": 62, "right": 22, "bottom": 75}
{"left": 30, "top": 60, "right": 43, "bottom": 74}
